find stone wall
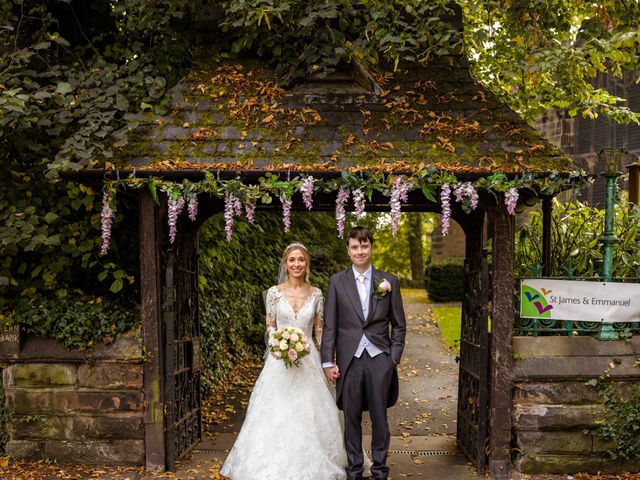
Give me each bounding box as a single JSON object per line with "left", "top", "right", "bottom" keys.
{"left": 512, "top": 336, "right": 640, "bottom": 474}
{"left": 430, "top": 216, "right": 465, "bottom": 261}
{"left": 0, "top": 334, "right": 145, "bottom": 466}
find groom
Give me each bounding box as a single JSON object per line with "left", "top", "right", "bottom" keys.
{"left": 321, "top": 226, "right": 406, "bottom": 480}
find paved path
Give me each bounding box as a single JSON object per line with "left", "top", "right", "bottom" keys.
{"left": 180, "top": 288, "right": 482, "bottom": 480}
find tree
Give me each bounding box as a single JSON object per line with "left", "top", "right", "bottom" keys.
{"left": 216, "top": 0, "right": 640, "bottom": 123}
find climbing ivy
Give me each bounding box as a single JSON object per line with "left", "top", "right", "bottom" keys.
{"left": 587, "top": 370, "right": 640, "bottom": 461}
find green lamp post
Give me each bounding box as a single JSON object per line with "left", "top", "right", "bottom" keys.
{"left": 598, "top": 148, "right": 624, "bottom": 340}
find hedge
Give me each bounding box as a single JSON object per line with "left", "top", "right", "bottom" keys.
{"left": 424, "top": 259, "right": 464, "bottom": 302}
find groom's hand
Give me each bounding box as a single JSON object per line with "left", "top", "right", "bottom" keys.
{"left": 323, "top": 366, "right": 340, "bottom": 382}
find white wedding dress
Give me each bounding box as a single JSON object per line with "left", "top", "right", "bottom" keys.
{"left": 221, "top": 286, "right": 369, "bottom": 480}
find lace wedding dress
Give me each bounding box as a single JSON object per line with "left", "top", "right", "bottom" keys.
{"left": 221, "top": 286, "right": 371, "bottom": 480}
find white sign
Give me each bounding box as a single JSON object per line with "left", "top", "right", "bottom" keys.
{"left": 520, "top": 278, "right": 640, "bottom": 323}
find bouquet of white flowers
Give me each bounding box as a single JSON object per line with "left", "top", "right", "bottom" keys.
{"left": 268, "top": 326, "right": 311, "bottom": 368}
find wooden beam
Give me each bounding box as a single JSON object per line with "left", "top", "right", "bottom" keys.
{"left": 139, "top": 191, "right": 166, "bottom": 471}
{"left": 488, "top": 200, "right": 515, "bottom": 480}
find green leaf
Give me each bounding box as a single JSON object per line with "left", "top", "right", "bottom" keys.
{"left": 148, "top": 182, "right": 159, "bottom": 204}
{"left": 110, "top": 278, "right": 124, "bottom": 293}
{"left": 56, "top": 82, "right": 73, "bottom": 95}
{"left": 44, "top": 212, "right": 59, "bottom": 224}
{"left": 421, "top": 186, "right": 436, "bottom": 202}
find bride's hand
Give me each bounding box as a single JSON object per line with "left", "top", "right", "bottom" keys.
{"left": 323, "top": 365, "right": 340, "bottom": 382}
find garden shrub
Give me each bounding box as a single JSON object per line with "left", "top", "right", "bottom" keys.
{"left": 424, "top": 258, "right": 464, "bottom": 302}
{"left": 515, "top": 198, "right": 640, "bottom": 278}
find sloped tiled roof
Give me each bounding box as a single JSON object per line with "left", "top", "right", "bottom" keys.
{"left": 113, "top": 53, "right": 574, "bottom": 176}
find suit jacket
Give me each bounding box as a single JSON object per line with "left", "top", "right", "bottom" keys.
{"left": 321, "top": 266, "right": 407, "bottom": 409}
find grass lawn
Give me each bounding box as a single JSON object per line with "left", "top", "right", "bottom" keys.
{"left": 432, "top": 305, "right": 461, "bottom": 353}
{"left": 400, "top": 287, "right": 431, "bottom": 304}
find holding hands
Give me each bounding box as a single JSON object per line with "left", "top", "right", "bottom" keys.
{"left": 323, "top": 365, "right": 340, "bottom": 382}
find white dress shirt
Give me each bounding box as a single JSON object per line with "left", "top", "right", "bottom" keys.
{"left": 351, "top": 266, "right": 383, "bottom": 359}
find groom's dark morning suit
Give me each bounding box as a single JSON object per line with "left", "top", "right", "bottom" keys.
{"left": 321, "top": 266, "right": 406, "bottom": 480}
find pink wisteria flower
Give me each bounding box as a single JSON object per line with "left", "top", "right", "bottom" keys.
{"left": 440, "top": 183, "right": 452, "bottom": 236}
{"left": 245, "top": 201, "right": 256, "bottom": 224}
{"left": 505, "top": 187, "right": 519, "bottom": 215}
{"left": 453, "top": 182, "right": 479, "bottom": 212}
{"left": 280, "top": 193, "right": 293, "bottom": 232}
{"left": 390, "top": 176, "right": 413, "bottom": 235}
{"left": 168, "top": 196, "right": 185, "bottom": 244}
{"left": 224, "top": 191, "right": 242, "bottom": 242}
{"left": 100, "top": 191, "right": 115, "bottom": 255}
{"left": 301, "top": 176, "right": 315, "bottom": 210}
{"left": 353, "top": 188, "right": 366, "bottom": 220}
{"left": 335, "top": 186, "right": 350, "bottom": 238}
{"left": 187, "top": 193, "right": 198, "bottom": 222}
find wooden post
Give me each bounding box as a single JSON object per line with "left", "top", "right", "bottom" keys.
{"left": 488, "top": 200, "right": 515, "bottom": 479}
{"left": 541, "top": 196, "right": 552, "bottom": 277}
{"left": 139, "top": 191, "right": 166, "bottom": 471}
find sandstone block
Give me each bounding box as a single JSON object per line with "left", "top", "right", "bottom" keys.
{"left": 72, "top": 414, "right": 144, "bottom": 439}
{"left": 513, "top": 336, "right": 635, "bottom": 358}
{"left": 9, "top": 415, "right": 73, "bottom": 440}
{"left": 5, "top": 389, "right": 52, "bottom": 414}
{"left": 514, "top": 452, "right": 640, "bottom": 474}
{"left": 5, "top": 440, "right": 43, "bottom": 461}
{"left": 43, "top": 440, "right": 144, "bottom": 466}
{"left": 513, "top": 404, "right": 609, "bottom": 430}
{"left": 515, "top": 430, "right": 593, "bottom": 453}
{"left": 513, "top": 355, "right": 640, "bottom": 381}
{"left": 513, "top": 382, "right": 600, "bottom": 405}
{"left": 52, "top": 391, "right": 144, "bottom": 413}
{"left": 77, "top": 363, "right": 143, "bottom": 390}
{"left": 93, "top": 335, "right": 144, "bottom": 361}
{"left": 10, "top": 363, "right": 77, "bottom": 386}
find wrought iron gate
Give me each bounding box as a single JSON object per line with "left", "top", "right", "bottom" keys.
{"left": 164, "top": 227, "right": 202, "bottom": 470}
{"left": 456, "top": 251, "right": 490, "bottom": 473}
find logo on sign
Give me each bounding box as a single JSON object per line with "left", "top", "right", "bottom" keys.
{"left": 521, "top": 285, "right": 554, "bottom": 317}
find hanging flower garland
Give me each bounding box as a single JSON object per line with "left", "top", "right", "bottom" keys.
{"left": 96, "top": 168, "right": 591, "bottom": 249}
{"left": 100, "top": 190, "right": 115, "bottom": 255}
{"left": 335, "top": 185, "right": 350, "bottom": 239}
{"left": 167, "top": 195, "right": 185, "bottom": 244}
{"left": 389, "top": 176, "right": 414, "bottom": 235}
{"left": 187, "top": 193, "right": 198, "bottom": 222}
{"left": 223, "top": 190, "right": 242, "bottom": 242}
{"left": 505, "top": 187, "right": 519, "bottom": 215}
{"left": 440, "top": 182, "right": 452, "bottom": 236}
{"left": 245, "top": 201, "right": 256, "bottom": 223}
{"left": 280, "top": 193, "right": 293, "bottom": 233}
{"left": 453, "top": 182, "right": 479, "bottom": 213}
{"left": 301, "top": 175, "right": 315, "bottom": 210}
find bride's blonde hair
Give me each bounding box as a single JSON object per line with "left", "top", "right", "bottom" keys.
{"left": 280, "top": 242, "right": 311, "bottom": 283}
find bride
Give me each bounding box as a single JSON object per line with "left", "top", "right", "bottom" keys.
{"left": 220, "top": 242, "right": 370, "bottom": 480}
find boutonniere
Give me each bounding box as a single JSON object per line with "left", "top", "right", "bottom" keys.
{"left": 374, "top": 277, "right": 392, "bottom": 299}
